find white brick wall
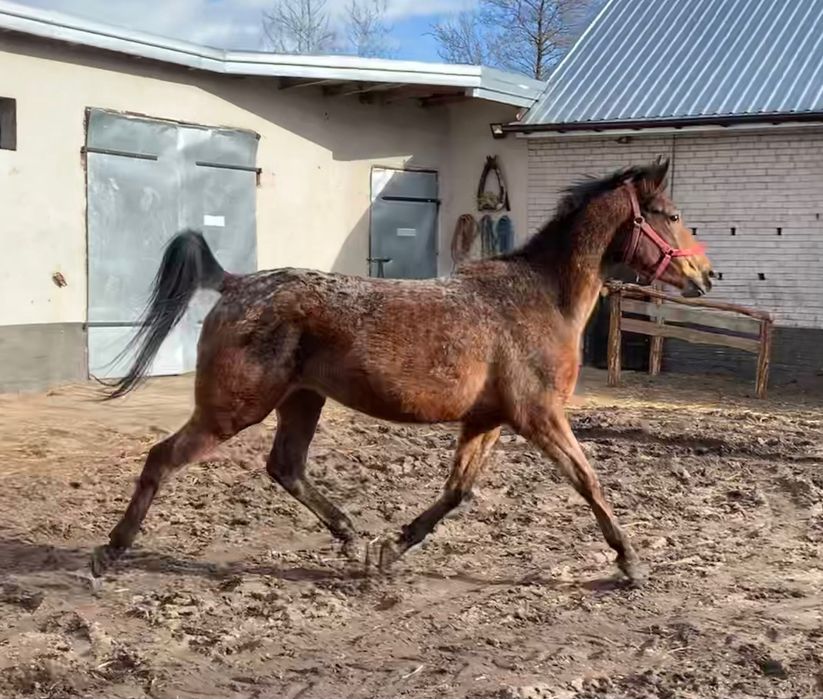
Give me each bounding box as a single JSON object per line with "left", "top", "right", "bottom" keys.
{"left": 527, "top": 129, "right": 823, "bottom": 329}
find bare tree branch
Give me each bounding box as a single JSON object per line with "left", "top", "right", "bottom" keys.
{"left": 262, "top": 0, "right": 336, "bottom": 54}
{"left": 346, "top": 0, "right": 394, "bottom": 57}
{"left": 432, "top": 0, "right": 602, "bottom": 79}
{"left": 430, "top": 11, "right": 491, "bottom": 66}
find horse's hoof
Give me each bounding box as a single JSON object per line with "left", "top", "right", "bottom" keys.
{"left": 617, "top": 555, "right": 646, "bottom": 587}
{"left": 377, "top": 538, "right": 402, "bottom": 571}
{"left": 363, "top": 537, "right": 380, "bottom": 574}
{"left": 363, "top": 536, "right": 401, "bottom": 574}
{"left": 90, "top": 544, "right": 122, "bottom": 578}
{"left": 340, "top": 536, "right": 363, "bottom": 563}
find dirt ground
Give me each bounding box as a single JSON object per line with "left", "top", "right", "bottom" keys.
{"left": 0, "top": 369, "right": 821, "bottom": 699}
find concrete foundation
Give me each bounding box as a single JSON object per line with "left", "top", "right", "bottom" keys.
{"left": 0, "top": 323, "right": 86, "bottom": 392}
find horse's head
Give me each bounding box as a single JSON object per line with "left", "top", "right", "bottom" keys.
{"left": 610, "top": 160, "right": 714, "bottom": 297}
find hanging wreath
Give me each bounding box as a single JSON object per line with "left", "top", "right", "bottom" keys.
{"left": 476, "top": 155, "right": 511, "bottom": 212}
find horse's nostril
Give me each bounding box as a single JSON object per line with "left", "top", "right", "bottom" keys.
{"left": 708, "top": 270, "right": 716, "bottom": 279}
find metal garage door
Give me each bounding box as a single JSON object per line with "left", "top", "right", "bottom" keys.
{"left": 369, "top": 167, "right": 438, "bottom": 279}
{"left": 85, "top": 109, "right": 258, "bottom": 379}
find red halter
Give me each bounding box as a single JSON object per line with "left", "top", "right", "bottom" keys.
{"left": 623, "top": 185, "right": 705, "bottom": 282}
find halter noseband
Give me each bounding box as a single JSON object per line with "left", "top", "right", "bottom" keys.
{"left": 623, "top": 185, "right": 705, "bottom": 282}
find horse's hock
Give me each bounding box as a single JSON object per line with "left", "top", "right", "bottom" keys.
{"left": 605, "top": 282, "right": 774, "bottom": 398}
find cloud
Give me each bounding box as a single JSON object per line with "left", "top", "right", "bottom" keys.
{"left": 385, "top": 0, "right": 476, "bottom": 21}
{"left": 11, "top": 0, "right": 470, "bottom": 49}
{"left": 12, "top": 0, "right": 269, "bottom": 48}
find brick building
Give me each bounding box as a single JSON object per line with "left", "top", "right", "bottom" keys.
{"left": 502, "top": 0, "right": 823, "bottom": 381}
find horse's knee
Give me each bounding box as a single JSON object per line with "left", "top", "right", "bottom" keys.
{"left": 141, "top": 423, "right": 215, "bottom": 487}
{"left": 133, "top": 439, "right": 175, "bottom": 491}
{"left": 145, "top": 438, "right": 172, "bottom": 464}
{"left": 266, "top": 455, "right": 303, "bottom": 495}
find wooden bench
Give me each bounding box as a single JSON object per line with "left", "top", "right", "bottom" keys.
{"left": 605, "top": 282, "right": 775, "bottom": 398}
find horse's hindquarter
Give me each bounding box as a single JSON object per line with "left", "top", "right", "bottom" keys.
{"left": 295, "top": 275, "right": 498, "bottom": 423}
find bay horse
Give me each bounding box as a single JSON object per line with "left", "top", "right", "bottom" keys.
{"left": 91, "top": 159, "right": 712, "bottom": 585}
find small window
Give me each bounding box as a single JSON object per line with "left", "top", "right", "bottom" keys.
{"left": 0, "top": 98, "right": 17, "bottom": 151}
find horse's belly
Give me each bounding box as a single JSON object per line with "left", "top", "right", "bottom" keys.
{"left": 302, "top": 354, "right": 489, "bottom": 423}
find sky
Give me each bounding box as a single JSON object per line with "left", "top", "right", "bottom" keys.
{"left": 11, "top": 0, "right": 466, "bottom": 62}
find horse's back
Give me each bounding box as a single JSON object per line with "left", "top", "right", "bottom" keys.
{"left": 194, "top": 267, "right": 500, "bottom": 422}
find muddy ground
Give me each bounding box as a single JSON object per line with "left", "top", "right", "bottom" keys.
{"left": 0, "top": 369, "right": 821, "bottom": 699}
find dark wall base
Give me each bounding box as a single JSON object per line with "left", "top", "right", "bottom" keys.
{"left": 662, "top": 326, "right": 823, "bottom": 385}
{"left": 584, "top": 295, "right": 651, "bottom": 371}
{"left": 0, "top": 323, "right": 87, "bottom": 392}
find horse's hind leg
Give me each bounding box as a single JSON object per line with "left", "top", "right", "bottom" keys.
{"left": 90, "top": 411, "right": 223, "bottom": 576}
{"left": 373, "top": 421, "right": 501, "bottom": 571}
{"left": 519, "top": 407, "right": 643, "bottom": 585}
{"left": 266, "top": 389, "right": 360, "bottom": 557}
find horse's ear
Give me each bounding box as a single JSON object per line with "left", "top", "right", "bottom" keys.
{"left": 636, "top": 157, "right": 669, "bottom": 196}
{"left": 650, "top": 157, "right": 669, "bottom": 190}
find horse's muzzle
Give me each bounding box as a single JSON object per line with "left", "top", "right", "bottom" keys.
{"left": 682, "top": 275, "right": 711, "bottom": 298}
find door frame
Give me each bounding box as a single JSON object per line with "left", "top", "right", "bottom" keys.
{"left": 367, "top": 165, "right": 440, "bottom": 278}
{"left": 81, "top": 107, "right": 261, "bottom": 379}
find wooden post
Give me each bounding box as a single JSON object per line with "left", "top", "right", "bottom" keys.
{"left": 755, "top": 318, "right": 773, "bottom": 399}
{"left": 649, "top": 291, "right": 664, "bottom": 376}
{"left": 607, "top": 290, "right": 622, "bottom": 387}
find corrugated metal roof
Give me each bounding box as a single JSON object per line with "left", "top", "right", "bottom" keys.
{"left": 0, "top": 0, "right": 545, "bottom": 107}
{"left": 523, "top": 0, "right": 823, "bottom": 126}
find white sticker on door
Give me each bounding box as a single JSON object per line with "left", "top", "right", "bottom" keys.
{"left": 397, "top": 228, "right": 416, "bottom": 237}
{"left": 204, "top": 214, "right": 225, "bottom": 227}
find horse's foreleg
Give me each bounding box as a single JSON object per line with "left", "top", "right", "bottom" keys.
{"left": 372, "top": 422, "right": 501, "bottom": 571}
{"left": 90, "top": 413, "right": 221, "bottom": 576}
{"left": 520, "top": 408, "right": 643, "bottom": 585}
{"left": 266, "top": 390, "right": 360, "bottom": 558}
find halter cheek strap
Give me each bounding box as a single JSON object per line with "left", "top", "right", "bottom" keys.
{"left": 623, "top": 185, "right": 705, "bottom": 282}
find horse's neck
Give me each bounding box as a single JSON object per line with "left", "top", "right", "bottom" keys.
{"left": 529, "top": 197, "right": 623, "bottom": 330}
{"left": 552, "top": 263, "right": 605, "bottom": 338}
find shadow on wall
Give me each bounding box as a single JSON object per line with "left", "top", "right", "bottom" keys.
{"left": 10, "top": 37, "right": 447, "bottom": 161}
{"left": 194, "top": 79, "right": 446, "bottom": 276}
{"left": 201, "top": 79, "right": 446, "bottom": 163}
{"left": 309, "top": 155, "right": 437, "bottom": 277}
{"left": 7, "top": 37, "right": 449, "bottom": 278}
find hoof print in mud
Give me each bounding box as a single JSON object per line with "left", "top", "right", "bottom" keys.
{"left": 3, "top": 381, "right": 823, "bottom": 699}
{"left": 89, "top": 545, "right": 123, "bottom": 578}
{"left": 617, "top": 557, "right": 647, "bottom": 588}
{"left": 339, "top": 537, "right": 365, "bottom": 564}
{"left": 364, "top": 536, "right": 403, "bottom": 574}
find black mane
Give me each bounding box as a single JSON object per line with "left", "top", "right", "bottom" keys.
{"left": 502, "top": 160, "right": 669, "bottom": 266}
{"left": 551, "top": 161, "right": 668, "bottom": 230}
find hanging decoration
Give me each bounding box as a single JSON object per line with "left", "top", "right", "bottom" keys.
{"left": 450, "top": 214, "right": 478, "bottom": 268}
{"left": 495, "top": 215, "right": 514, "bottom": 253}
{"left": 476, "top": 155, "right": 511, "bottom": 212}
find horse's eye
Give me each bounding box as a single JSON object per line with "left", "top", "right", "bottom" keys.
{"left": 670, "top": 214, "right": 680, "bottom": 222}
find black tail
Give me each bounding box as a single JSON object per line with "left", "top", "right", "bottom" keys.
{"left": 102, "top": 230, "right": 227, "bottom": 400}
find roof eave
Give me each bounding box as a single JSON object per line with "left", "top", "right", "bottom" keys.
{"left": 0, "top": 0, "right": 545, "bottom": 107}
{"left": 502, "top": 111, "right": 823, "bottom": 135}
{"left": 471, "top": 90, "right": 537, "bottom": 108}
